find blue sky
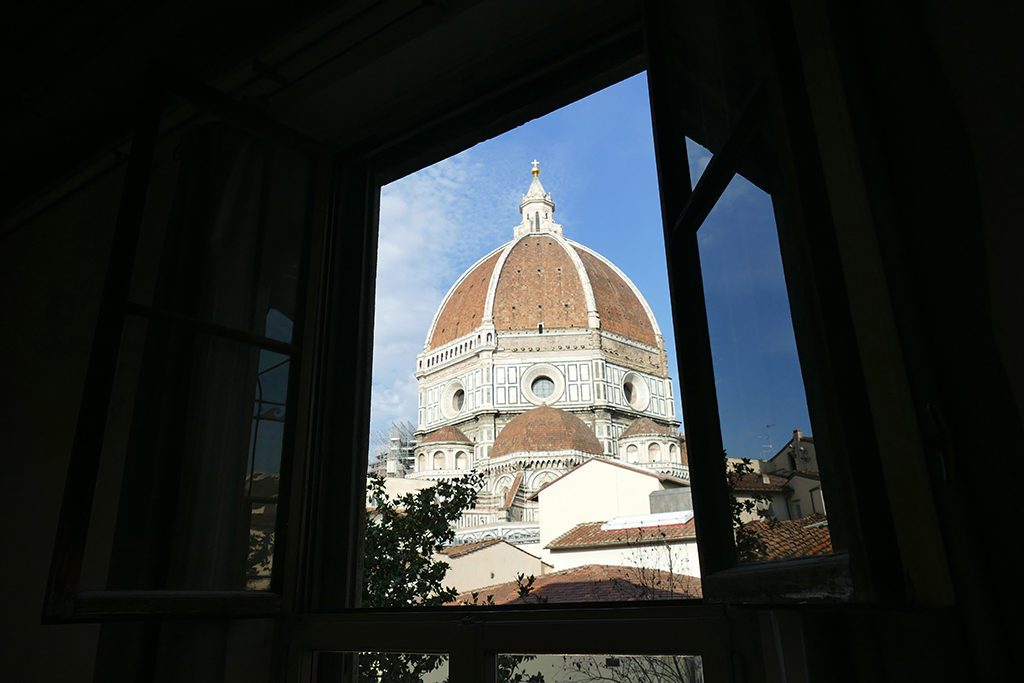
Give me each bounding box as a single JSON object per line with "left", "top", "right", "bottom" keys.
{"left": 368, "top": 73, "right": 812, "bottom": 460}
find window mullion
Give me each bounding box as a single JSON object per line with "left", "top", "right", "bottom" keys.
{"left": 123, "top": 301, "right": 300, "bottom": 355}
{"left": 646, "top": 31, "right": 737, "bottom": 579}
{"left": 44, "top": 79, "right": 164, "bottom": 619}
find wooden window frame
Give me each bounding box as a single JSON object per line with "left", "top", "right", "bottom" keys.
{"left": 43, "top": 1, "right": 914, "bottom": 678}
{"left": 284, "top": 6, "right": 897, "bottom": 680}
{"left": 42, "top": 64, "right": 331, "bottom": 622}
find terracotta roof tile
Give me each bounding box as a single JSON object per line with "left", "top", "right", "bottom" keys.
{"left": 493, "top": 237, "right": 589, "bottom": 333}
{"left": 429, "top": 250, "right": 502, "bottom": 349}
{"left": 452, "top": 564, "right": 700, "bottom": 604}
{"left": 743, "top": 514, "right": 832, "bottom": 561}
{"left": 418, "top": 424, "right": 473, "bottom": 445}
{"left": 439, "top": 539, "right": 502, "bottom": 558}
{"left": 492, "top": 406, "right": 603, "bottom": 458}
{"left": 547, "top": 520, "right": 697, "bottom": 550}
{"left": 572, "top": 246, "right": 657, "bottom": 346}
{"left": 729, "top": 472, "right": 790, "bottom": 492}
{"left": 620, "top": 417, "right": 678, "bottom": 439}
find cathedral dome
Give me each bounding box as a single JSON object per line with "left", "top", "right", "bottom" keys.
{"left": 620, "top": 417, "right": 679, "bottom": 439}
{"left": 491, "top": 406, "right": 603, "bottom": 458}
{"left": 424, "top": 164, "right": 661, "bottom": 351}
{"left": 418, "top": 424, "right": 473, "bottom": 445}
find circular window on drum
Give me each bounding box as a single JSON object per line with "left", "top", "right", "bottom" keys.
{"left": 531, "top": 376, "right": 555, "bottom": 398}
{"left": 520, "top": 363, "right": 566, "bottom": 405}
{"left": 621, "top": 372, "right": 651, "bottom": 411}
{"left": 440, "top": 380, "right": 467, "bottom": 419}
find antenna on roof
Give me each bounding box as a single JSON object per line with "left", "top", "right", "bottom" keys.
{"left": 758, "top": 424, "right": 775, "bottom": 458}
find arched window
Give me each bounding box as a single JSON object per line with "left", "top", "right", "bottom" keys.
{"left": 648, "top": 443, "right": 662, "bottom": 462}
{"left": 626, "top": 444, "right": 638, "bottom": 462}
{"left": 433, "top": 451, "right": 446, "bottom": 470}
{"left": 669, "top": 443, "right": 678, "bottom": 462}
{"left": 486, "top": 333, "right": 492, "bottom": 343}
{"left": 417, "top": 454, "right": 426, "bottom": 471}
{"left": 455, "top": 451, "right": 468, "bottom": 469}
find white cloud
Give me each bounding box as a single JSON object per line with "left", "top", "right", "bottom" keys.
{"left": 369, "top": 152, "right": 519, "bottom": 436}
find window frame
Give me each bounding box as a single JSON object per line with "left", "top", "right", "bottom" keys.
{"left": 42, "top": 64, "right": 331, "bottom": 622}
{"left": 42, "top": 0, "right": 915, "bottom": 676}
{"left": 284, "top": 5, "right": 895, "bottom": 680}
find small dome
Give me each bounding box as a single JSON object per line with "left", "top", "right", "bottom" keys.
{"left": 491, "top": 406, "right": 603, "bottom": 458}
{"left": 620, "top": 417, "right": 678, "bottom": 439}
{"left": 419, "top": 425, "right": 473, "bottom": 445}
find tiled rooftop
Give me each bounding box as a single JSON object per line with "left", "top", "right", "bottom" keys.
{"left": 573, "top": 246, "right": 658, "bottom": 346}
{"left": 620, "top": 416, "right": 679, "bottom": 439}
{"left": 428, "top": 250, "right": 502, "bottom": 349}
{"left": 418, "top": 424, "right": 473, "bottom": 445}
{"left": 547, "top": 520, "right": 697, "bottom": 550}
{"left": 493, "top": 236, "right": 589, "bottom": 333}
{"left": 451, "top": 564, "right": 701, "bottom": 604}
{"left": 439, "top": 539, "right": 503, "bottom": 558}
{"left": 491, "top": 406, "right": 603, "bottom": 458}
{"left": 728, "top": 472, "right": 790, "bottom": 492}
{"left": 743, "top": 514, "right": 832, "bottom": 561}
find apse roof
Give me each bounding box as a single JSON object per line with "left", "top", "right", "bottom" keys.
{"left": 490, "top": 406, "right": 603, "bottom": 458}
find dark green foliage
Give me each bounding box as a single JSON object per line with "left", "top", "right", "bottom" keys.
{"left": 363, "top": 470, "right": 483, "bottom": 608}
{"left": 726, "top": 456, "right": 778, "bottom": 563}
{"left": 359, "top": 471, "right": 482, "bottom": 681}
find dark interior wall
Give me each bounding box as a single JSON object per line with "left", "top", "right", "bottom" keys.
{"left": 923, "top": 0, "right": 1024, "bottom": 426}
{"left": 0, "top": 167, "right": 125, "bottom": 681}
{"left": 1, "top": 1, "right": 1022, "bottom": 681}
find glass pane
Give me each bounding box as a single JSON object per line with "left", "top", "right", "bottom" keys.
{"left": 316, "top": 652, "right": 449, "bottom": 682}
{"left": 696, "top": 172, "right": 831, "bottom": 563}
{"left": 79, "top": 317, "right": 290, "bottom": 590}
{"left": 359, "top": 73, "right": 699, "bottom": 608}
{"left": 129, "top": 108, "right": 309, "bottom": 343}
{"left": 497, "top": 654, "right": 703, "bottom": 682}
{"left": 686, "top": 137, "right": 712, "bottom": 187}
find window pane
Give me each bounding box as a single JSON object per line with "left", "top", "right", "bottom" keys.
{"left": 359, "top": 74, "right": 699, "bottom": 608}
{"left": 129, "top": 109, "right": 309, "bottom": 343}
{"left": 497, "top": 653, "right": 703, "bottom": 682}
{"left": 79, "top": 317, "right": 290, "bottom": 590}
{"left": 696, "top": 172, "right": 831, "bottom": 563}
{"left": 316, "top": 652, "right": 449, "bottom": 682}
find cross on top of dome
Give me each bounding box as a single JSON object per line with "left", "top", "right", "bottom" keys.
{"left": 517, "top": 160, "right": 561, "bottom": 238}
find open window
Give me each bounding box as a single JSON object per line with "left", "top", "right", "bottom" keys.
{"left": 46, "top": 0, "right": 910, "bottom": 679}
{"left": 44, "top": 66, "right": 327, "bottom": 620}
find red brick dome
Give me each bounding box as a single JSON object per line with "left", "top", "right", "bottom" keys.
{"left": 425, "top": 236, "right": 659, "bottom": 351}
{"left": 620, "top": 417, "right": 678, "bottom": 439}
{"left": 418, "top": 424, "right": 473, "bottom": 445}
{"left": 491, "top": 406, "right": 603, "bottom": 458}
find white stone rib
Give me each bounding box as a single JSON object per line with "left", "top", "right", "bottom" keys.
{"left": 565, "top": 239, "right": 664, "bottom": 338}
{"left": 423, "top": 243, "right": 507, "bottom": 349}
{"left": 554, "top": 233, "right": 600, "bottom": 328}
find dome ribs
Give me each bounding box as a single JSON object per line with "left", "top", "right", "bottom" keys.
{"left": 493, "top": 237, "right": 588, "bottom": 333}
{"left": 428, "top": 250, "right": 502, "bottom": 350}
{"left": 572, "top": 247, "right": 658, "bottom": 347}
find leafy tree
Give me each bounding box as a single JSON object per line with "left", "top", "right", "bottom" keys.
{"left": 359, "top": 471, "right": 481, "bottom": 682}
{"left": 552, "top": 654, "right": 703, "bottom": 682}
{"left": 726, "top": 456, "right": 778, "bottom": 563}
{"left": 363, "top": 470, "right": 483, "bottom": 608}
